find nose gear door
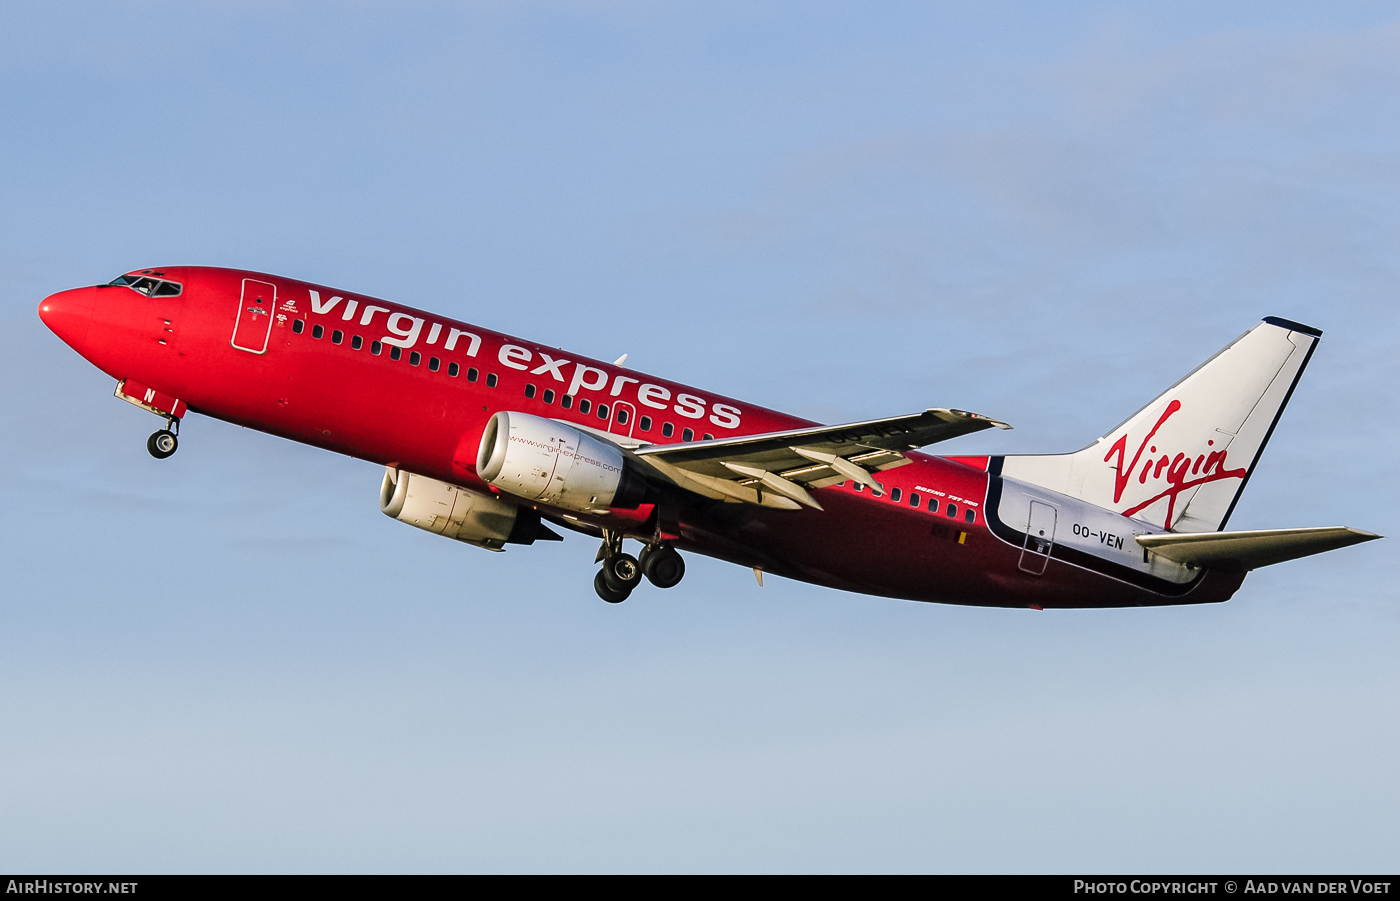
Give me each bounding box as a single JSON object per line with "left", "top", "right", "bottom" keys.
{"left": 231, "top": 278, "right": 277, "bottom": 354}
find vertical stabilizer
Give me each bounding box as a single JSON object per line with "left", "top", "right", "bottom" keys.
{"left": 999, "top": 318, "right": 1320, "bottom": 532}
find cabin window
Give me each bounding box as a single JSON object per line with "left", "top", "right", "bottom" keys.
{"left": 662, "top": 422, "right": 674, "bottom": 437}
{"left": 910, "top": 491, "right": 920, "bottom": 507}
{"left": 598, "top": 404, "right": 609, "bottom": 420}
{"left": 292, "top": 319, "right": 305, "bottom": 334}
{"left": 467, "top": 367, "right": 478, "bottom": 382}
{"left": 578, "top": 399, "right": 591, "bottom": 415}
{"left": 616, "top": 408, "right": 629, "bottom": 425}
{"left": 312, "top": 324, "right": 324, "bottom": 339}
{"left": 370, "top": 340, "right": 382, "bottom": 355}
{"left": 525, "top": 384, "right": 537, "bottom": 399}
{"left": 389, "top": 346, "right": 402, "bottom": 361}
{"left": 428, "top": 357, "right": 440, "bottom": 372}
{"left": 891, "top": 487, "right": 902, "bottom": 503}
{"left": 561, "top": 394, "right": 573, "bottom": 409}
{"left": 682, "top": 428, "right": 694, "bottom": 442}
{"left": 448, "top": 362, "right": 459, "bottom": 377}
{"left": 486, "top": 372, "right": 498, "bottom": 388}
{"left": 947, "top": 503, "right": 958, "bottom": 518}
{"left": 703, "top": 433, "right": 713, "bottom": 440}
{"left": 873, "top": 488, "right": 883, "bottom": 498}
{"left": 351, "top": 335, "right": 363, "bottom": 350}
{"left": 409, "top": 351, "right": 421, "bottom": 366}
{"left": 928, "top": 498, "right": 938, "bottom": 513}
{"left": 854, "top": 483, "right": 864, "bottom": 492}
{"left": 639, "top": 416, "right": 652, "bottom": 431}
{"left": 543, "top": 389, "right": 555, "bottom": 404}
{"left": 965, "top": 509, "right": 976, "bottom": 524}
{"left": 331, "top": 329, "right": 343, "bottom": 345}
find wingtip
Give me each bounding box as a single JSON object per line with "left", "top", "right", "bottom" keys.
{"left": 938, "top": 408, "right": 1013, "bottom": 429}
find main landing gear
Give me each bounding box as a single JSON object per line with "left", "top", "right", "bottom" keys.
{"left": 639, "top": 543, "right": 685, "bottom": 588}
{"left": 147, "top": 418, "right": 179, "bottom": 459}
{"left": 593, "top": 531, "right": 686, "bottom": 603}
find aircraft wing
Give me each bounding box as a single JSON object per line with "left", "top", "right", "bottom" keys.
{"left": 629, "top": 408, "right": 1010, "bottom": 510}
{"left": 1136, "top": 526, "right": 1381, "bottom": 570}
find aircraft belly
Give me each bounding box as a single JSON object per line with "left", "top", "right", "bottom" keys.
{"left": 689, "top": 483, "right": 1238, "bottom": 609}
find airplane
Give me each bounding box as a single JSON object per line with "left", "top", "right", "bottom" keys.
{"left": 37, "top": 266, "right": 1379, "bottom": 608}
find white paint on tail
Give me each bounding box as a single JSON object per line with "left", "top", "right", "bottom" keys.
{"left": 1000, "top": 318, "right": 1320, "bottom": 532}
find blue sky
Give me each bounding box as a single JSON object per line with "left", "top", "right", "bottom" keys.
{"left": 1, "top": 2, "right": 1396, "bottom": 872}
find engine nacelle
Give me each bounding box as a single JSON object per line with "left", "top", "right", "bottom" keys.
{"left": 476, "top": 411, "right": 647, "bottom": 514}
{"left": 379, "top": 467, "right": 558, "bottom": 551}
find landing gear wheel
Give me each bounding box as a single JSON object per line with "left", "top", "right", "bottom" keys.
{"left": 640, "top": 545, "right": 685, "bottom": 588}
{"left": 594, "top": 570, "right": 631, "bottom": 604}
{"left": 147, "top": 429, "right": 178, "bottom": 459}
{"left": 601, "top": 553, "right": 642, "bottom": 592}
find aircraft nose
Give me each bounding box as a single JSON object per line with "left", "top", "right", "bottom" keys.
{"left": 38, "top": 286, "right": 97, "bottom": 354}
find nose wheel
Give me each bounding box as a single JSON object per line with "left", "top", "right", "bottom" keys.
{"left": 592, "top": 532, "right": 685, "bottom": 603}
{"left": 147, "top": 420, "right": 179, "bottom": 459}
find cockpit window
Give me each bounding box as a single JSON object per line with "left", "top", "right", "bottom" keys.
{"left": 108, "top": 274, "right": 182, "bottom": 296}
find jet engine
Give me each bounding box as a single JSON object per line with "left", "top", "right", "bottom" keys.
{"left": 379, "top": 466, "right": 560, "bottom": 550}
{"left": 476, "top": 411, "right": 647, "bottom": 514}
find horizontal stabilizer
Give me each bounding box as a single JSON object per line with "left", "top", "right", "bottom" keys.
{"left": 1136, "top": 527, "right": 1380, "bottom": 570}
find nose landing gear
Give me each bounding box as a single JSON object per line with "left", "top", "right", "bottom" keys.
{"left": 147, "top": 417, "right": 180, "bottom": 459}
{"left": 592, "top": 531, "right": 685, "bottom": 603}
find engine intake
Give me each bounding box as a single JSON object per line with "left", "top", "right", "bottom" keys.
{"left": 379, "top": 467, "right": 559, "bottom": 550}
{"left": 476, "top": 411, "right": 647, "bottom": 513}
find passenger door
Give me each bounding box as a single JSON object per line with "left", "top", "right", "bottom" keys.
{"left": 1018, "top": 500, "right": 1058, "bottom": 575}
{"left": 231, "top": 278, "right": 277, "bottom": 354}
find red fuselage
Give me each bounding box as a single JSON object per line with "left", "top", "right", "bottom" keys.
{"left": 38, "top": 266, "right": 1244, "bottom": 608}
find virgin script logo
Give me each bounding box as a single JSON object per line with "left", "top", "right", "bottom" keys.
{"left": 1102, "top": 400, "right": 1247, "bottom": 528}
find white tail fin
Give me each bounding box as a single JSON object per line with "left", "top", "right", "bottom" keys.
{"left": 1000, "top": 317, "right": 1321, "bottom": 532}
